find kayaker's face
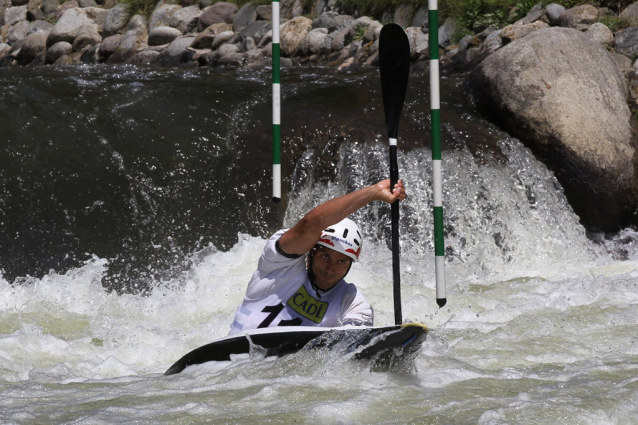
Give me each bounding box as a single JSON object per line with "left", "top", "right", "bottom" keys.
{"left": 311, "top": 246, "right": 351, "bottom": 290}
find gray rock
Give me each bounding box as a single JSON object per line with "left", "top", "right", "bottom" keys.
{"left": 586, "top": 22, "right": 613, "bottom": 46}
{"left": 210, "top": 29, "right": 233, "bottom": 50}
{"left": 620, "top": 2, "right": 638, "bottom": 27}
{"left": 190, "top": 26, "right": 214, "bottom": 48}
{"left": 558, "top": 5, "right": 598, "bottom": 30}
{"left": 256, "top": 4, "right": 270, "bottom": 21}
{"left": 125, "top": 14, "right": 146, "bottom": 33}
{"left": 501, "top": 21, "right": 549, "bottom": 45}
{"left": 411, "top": 6, "right": 428, "bottom": 29}
{"left": 83, "top": 6, "right": 108, "bottom": 32}
{"left": 72, "top": 22, "right": 101, "bottom": 51}
{"left": 80, "top": 43, "right": 99, "bottom": 63}
{"left": 26, "top": 0, "right": 44, "bottom": 21}
{"left": 198, "top": 2, "right": 237, "bottom": 31}
{"left": 0, "top": 42, "right": 11, "bottom": 58}
{"left": 218, "top": 51, "right": 245, "bottom": 66}
{"left": 98, "top": 33, "right": 120, "bottom": 59}
{"left": 393, "top": 3, "right": 413, "bottom": 28}
{"left": 610, "top": 51, "right": 633, "bottom": 74}
{"left": 307, "top": 27, "right": 327, "bottom": 54}
{"left": 476, "top": 28, "right": 502, "bottom": 56}
{"left": 279, "top": 0, "right": 295, "bottom": 19}
{"left": 55, "top": 0, "right": 77, "bottom": 21}
{"left": 5, "top": 5, "right": 27, "bottom": 25}
{"left": 126, "top": 49, "right": 160, "bottom": 65}
{"left": 292, "top": 0, "right": 303, "bottom": 18}
{"left": 27, "top": 20, "right": 53, "bottom": 35}
{"left": 467, "top": 27, "right": 636, "bottom": 232}
{"left": 233, "top": 2, "right": 256, "bottom": 33}
{"left": 77, "top": 0, "right": 97, "bottom": 7}
{"left": 161, "top": 35, "right": 195, "bottom": 66}
{"left": 170, "top": 5, "right": 200, "bottom": 34}
{"left": 242, "top": 35, "right": 255, "bottom": 51}
{"left": 218, "top": 42, "right": 238, "bottom": 56}
{"left": 241, "top": 20, "right": 270, "bottom": 44}
{"left": 257, "top": 30, "right": 272, "bottom": 48}
{"left": 103, "top": 4, "right": 131, "bottom": 36}
{"left": 46, "top": 40, "right": 71, "bottom": 63}
{"left": 149, "top": 3, "right": 181, "bottom": 31}
{"left": 438, "top": 18, "right": 457, "bottom": 48}
{"left": 149, "top": 26, "right": 181, "bottom": 46}
{"left": 39, "top": 0, "right": 58, "bottom": 16}
{"left": 52, "top": 53, "right": 72, "bottom": 65}
{"left": 47, "top": 8, "right": 97, "bottom": 46}
{"left": 517, "top": 2, "right": 544, "bottom": 25}
{"left": 8, "top": 20, "right": 30, "bottom": 45}
{"left": 207, "top": 22, "right": 232, "bottom": 35}
{"left": 330, "top": 24, "right": 354, "bottom": 52}
{"left": 312, "top": 11, "right": 352, "bottom": 32}
{"left": 313, "top": 0, "right": 327, "bottom": 18}
{"left": 107, "top": 26, "right": 146, "bottom": 63}
{"left": 17, "top": 30, "right": 47, "bottom": 64}
{"left": 613, "top": 27, "right": 638, "bottom": 57}
{"left": 545, "top": 3, "right": 565, "bottom": 25}
{"left": 405, "top": 26, "right": 428, "bottom": 57}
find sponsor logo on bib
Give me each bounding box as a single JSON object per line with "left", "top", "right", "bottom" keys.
{"left": 286, "top": 285, "right": 328, "bottom": 324}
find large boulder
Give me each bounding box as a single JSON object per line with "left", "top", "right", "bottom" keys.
{"left": 107, "top": 24, "right": 146, "bottom": 63}
{"left": 558, "top": 5, "right": 598, "bottom": 30}
{"left": 466, "top": 27, "right": 638, "bottom": 231}
{"left": 7, "top": 20, "right": 29, "bottom": 45}
{"left": 149, "top": 3, "right": 181, "bottom": 31}
{"left": 55, "top": 0, "right": 77, "bottom": 21}
{"left": 613, "top": 27, "right": 638, "bottom": 57}
{"left": 97, "top": 33, "right": 120, "bottom": 60}
{"left": 169, "top": 5, "right": 200, "bottom": 34}
{"left": 16, "top": 30, "right": 47, "bottom": 64}
{"left": 46, "top": 40, "right": 72, "bottom": 63}
{"left": 149, "top": 26, "right": 181, "bottom": 46}
{"left": 233, "top": 2, "right": 256, "bottom": 33}
{"left": 198, "top": 2, "right": 237, "bottom": 31}
{"left": 47, "top": 8, "right": 97, "bottom": 46}
{"left": 103, "top": 3, "right": 131, "bottom": 37}
{"left": 4, "top": 5, "right": 27, "bottom": 25}
{"left": 620, "top": 2, "right": 638, "bottom": 27}
{"left": 280, "top": 16, "right": 312, "bottom": 57}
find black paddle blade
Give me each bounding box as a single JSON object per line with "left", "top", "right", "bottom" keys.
{"left": 379, "top": 23, "right": 411, "bottom": 139}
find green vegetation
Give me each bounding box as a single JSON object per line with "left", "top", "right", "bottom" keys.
{"left": 121, "top": 0, "right": 159, "bottom": 18}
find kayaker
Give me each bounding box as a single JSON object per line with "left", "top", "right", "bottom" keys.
{"left": 228, "top": 179, "right": 406, "bottom": 335}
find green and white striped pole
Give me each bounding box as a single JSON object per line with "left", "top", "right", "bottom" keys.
{"left": 429, "top": 0, "right": 446, "bottom": 308}
{"left": 272, "top": 0, "right": 281, "bottom": 203}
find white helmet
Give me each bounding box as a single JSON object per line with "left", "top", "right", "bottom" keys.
{"left": 317, "top": 218, "right": 362, "bottom": 262}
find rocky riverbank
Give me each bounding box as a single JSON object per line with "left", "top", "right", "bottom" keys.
{"left": 5, "top": 0, "right": 638, "bottom": 232}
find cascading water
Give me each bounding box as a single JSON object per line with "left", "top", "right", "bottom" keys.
{"left": 1, "top": 66, "right": 637, "bottom": 424}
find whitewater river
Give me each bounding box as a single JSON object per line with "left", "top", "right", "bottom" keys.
{"left": 1, "top": 66, "right": 637, "bottom": 424}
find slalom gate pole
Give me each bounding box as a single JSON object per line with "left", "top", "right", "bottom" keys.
{"left": 272, "top": 0, "right": 281, "bottom": 203}
{"left": 429, "top": 0, "right": 447, "bottom": 308}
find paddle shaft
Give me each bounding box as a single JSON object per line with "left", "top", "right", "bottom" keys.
{"left": 390, "top": 142, "right": 402, "bottom": 325}
{"left": 379, "top": 23, "right": 410, "bottom": 326}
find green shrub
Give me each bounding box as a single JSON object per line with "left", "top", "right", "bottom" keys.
{"left": 122, "top": 0, "right": 159, "bottom": 18}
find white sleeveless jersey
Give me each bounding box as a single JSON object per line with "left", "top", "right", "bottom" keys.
{"left": 229, "top": 230, "right": 373, "bottom": 335}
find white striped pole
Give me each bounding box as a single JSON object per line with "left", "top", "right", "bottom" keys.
{"left": 429, "top": 0, "right": 446, "bottom": 308}
{"left": 272, "top": 0, "right": 281, "bottom": 203}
